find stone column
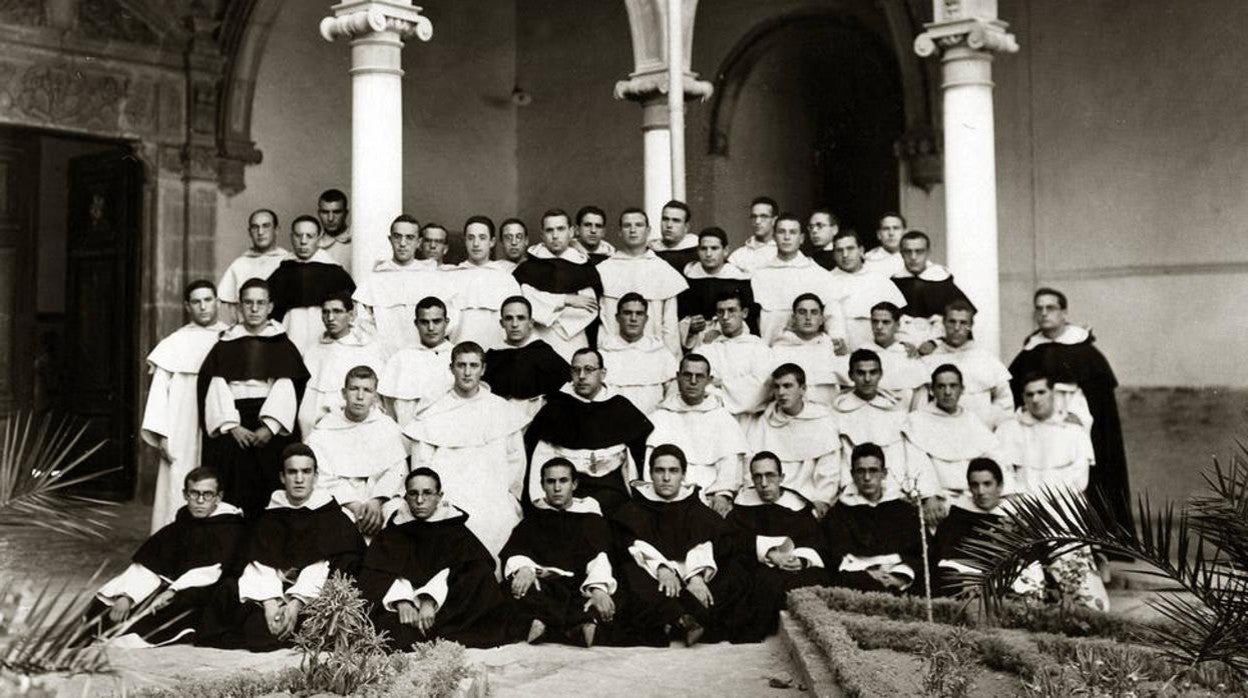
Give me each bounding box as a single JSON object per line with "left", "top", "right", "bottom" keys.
{"left": 615, "top": 0, "right": 712, "bottom": 231}
{"left": 322, "top": 1, "right": 432, "bottom": 282}
{"left": 916, "top": 0, "right": 1017, "bottom": 357}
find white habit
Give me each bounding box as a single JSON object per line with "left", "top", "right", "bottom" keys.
{"left": 600, "top": 333, "right": 678, "bottom": 415}
{"left": 517, "top": 245, "right": 599, "bottom": 363}
{"left": 827, "top": 266, "right": 907, "bottom": 350}
{"left": 445, "top": 261, "right": 521, "bottom": 350}
{"left": 902, "top": 402, "right": 1005, "bottom": 496}
{"left": 832, "top": 390, "right": 939, "bottom": 499}
{"left": 297, "top": 326, "right": 387, "bottom": 436}
{"left": 595, "top": 250, "right": 688, "bottom": 356}
{"left": 377, "top": 340, "right": 453, "bottom": 431}
{"left": 744, "top": 401, "right": 842, "bottom": 506}
{"left": 769, "top": 330, "right": 844, "bottom": 406}
{"left": 693, "top": 330, "right": 774, "bottom": 418}
{"left": 352, "top": 258, "right": 460, "bottom": 358}
{"left": 751, "top": 254, "right": 845, "bottom": 345}
{"left": 217, "top": 247, "right": 289, "bottom": 304}
{"left": 645, "top": 392, "right": 747, "bottom": 501}
{"left": 922, "top": 339, "right": 1014, "bottom": 428}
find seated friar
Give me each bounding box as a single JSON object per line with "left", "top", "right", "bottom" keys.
{"left": 359, "top": 468, "right": 515, "bottom": 650}
{"left": 611, "top": 445, "right": 771, "bottom": 647}
{"left": 89, "top": 467, "right": 245, "bottom": 648}
{"left": 296, "top": 292, "right": 386, "bottom": 437}
{"left": 228, "top": 444, "right": 366, "bottom": 652}
{"left": 500, "top": 458, "right": 619, "bottom": 648}
{"left": 305, "top": 365, "right": 407, "bottom": 540}
{"left": 822, "top": 443, "right": 926, "bottom": 596}
{"left": 728, "top": 452, "right": 829, "bottom": 615}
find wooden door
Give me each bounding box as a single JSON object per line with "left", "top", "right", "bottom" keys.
{"left": 64, "top": 148, "right": 142, "bottom": 499}
{"left": 0, "top": 132, "right": 36, "bottom": 415}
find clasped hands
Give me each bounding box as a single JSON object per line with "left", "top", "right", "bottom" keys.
{"left": 262, "top": 597, "right": 303, "bottom": 639}
{"left": 656, "top": 566, "right": 714, "bottom": 608}
{"left": 765, "top": 549, "right": 808, "bottom": 573}
{"left": 229, "top": 424, "right": 274, "bottom": 449}
{"left": 394, "top": 597, "right": 438, "bottom": 635}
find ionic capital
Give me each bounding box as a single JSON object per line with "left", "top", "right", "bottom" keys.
{"left": 320, "top": 0, "right": 433, "bottom": 43}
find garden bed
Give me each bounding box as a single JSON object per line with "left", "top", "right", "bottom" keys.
{"left": 783, "top": 587, "right": 1245, "bottom": 697}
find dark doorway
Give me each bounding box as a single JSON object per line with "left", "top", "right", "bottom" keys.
{"left": 0, "top": 127, "right": 143, "bottom": 500}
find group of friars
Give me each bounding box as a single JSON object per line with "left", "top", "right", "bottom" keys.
{"left": 100, "top": 190, "right": 1130, "bottom": 650}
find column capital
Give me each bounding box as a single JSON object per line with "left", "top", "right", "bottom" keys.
{"left": 320, "top": 0, "right": 433, "bottom": 43}
{"left": 614, "top": 70, "right": 714, "bottom": 107}
{"left": 914, "top": 0, "right": 1018, "bottom": 58}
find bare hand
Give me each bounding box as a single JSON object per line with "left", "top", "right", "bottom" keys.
{"left": 263, "top": 599, "right": 284, "bottom": 637}
{"left": 348, "top": 500, "right": 384, "bottom": 536}
{"left": 709, "top": 494, "right": 733, "bottom": 517}
{"left": 108, "top": 596, "right": 133, "bottom": 622}
{"left": 252, "top": 424, "right": 274, "bottom": 448}
{"left": 831, "top": 338, "right": 849, "bottom": 356}
{"left": 588, "top": 588, "right": 615, "bottom": 623}
{"left": 813, "top": 501, "right": 831, "bottom": 520}
{"left": 564, "top": 294, "right": 598, "bottom": 312}
{"left": 278, "top": 598, "right": 302, "bottom": 638}
{"left": 150, "top": 589, "right": 177, "bottom": 611}
{"left": 510, "top": 567, "right": 537, "bottom": 598}
{"left": 922, "top": 496, "right": 948, "bottom": 525}
{"left": 917, "top": 340, "right": 937, "bottom": 357}
{"left": 901, "top": 342, "right": 920, "bottom": 359}
{"left": 417, "top": 597, "right": 438, "bottom": 635}
{"left": 686, "top": 574, "right": 715, "bottom": 608}
{"left": 395, "top": 600, "right": 420, "bottom": 627}
{"left": 777, "top": 556, "right": 806, "bottom": 572}
{"left": 229, "top": 426, "right": 255, "bottom": 449}
{"left": 656, "top": 566, "right": 682, "bottom": 598}
{"left": 868, "top": 569, "right": 906, "bottom": 590}
{"left": 688, "top": 316, "right": 707, "bottom": 336}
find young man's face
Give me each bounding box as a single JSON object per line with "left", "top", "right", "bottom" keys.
{"left": 870, "top": 310, "right": 898, "bottom": 346}
{"left": 772, "top": 373, "right": 806, "bottom": 414}
{"left": 280, "top": 456, "right": 318, "bottom": 505}
{"left": 238, "top": 287, "right": 272, "bottom": 329}
{"left": 577, "top": 213, "right": 606, "bottom": 249}
{"left": 420, "top": 226, "right": 449, "bottom": 264}
{"left": 540, "top": 465, "right": 578, "bottom": 509}
{"left": 931, "top": 371, "right": 963, "bottom": 414}
{"left": 317, "top": 198, "right": 348, "bottom": 235}
{"left": 807, "top": 213, "right": 837, "bottom": 248}
{"left": 321, "top": 299, "right": 353, "bottom": 338}
{"left": 389, "top": 222, "right": 420, "bottom": 264}
{"left": 851, "top": 455, "right": 886, "bottom": 500}
{"left": 715, "top": 299, "right": 747, "bottom": 337}
{"left": 900, "top": 237, "right": 929, "bottom": 275}
{"left": 499, "top": 301, "right": 533, "bottom": 345}
{"left": 184, "top": 477, "right": 222, "bottom": 518}
{"left": 660, "top": 206, "right": 688, "bottom": 245}
{"left": 248, "top": 211, "right": 277, "bottom": 251}
{"left": 341, "top": 376, "right": 378, "bottom": 421}
{"left": 1034, "top": 293, "right": 1068, "bottom": 334}
{"left": 850, "top": 359, "right": 882, "bottom": 400}
{"left": 877, "top": 216, "right": 905, "bottom": 251}
{"left": 943, "top": 309, "right": 974, "bottom": 348}
{"left": 500, "top": 222, "right": 529, "bottom": 261}
{"left": 676, "top": 359, "right": 710, "bottom": 404}
{"left": 463, "top": 223, "right": 494, "bottom": 264}
{"left": 570, "top": 353, "right": 605, "bottom": 399}
{"left": 405, "top": 475, "right": 442, "bottom": 520}
{"left": 749, "top": 203, "right": 776, "bottom": 240}
{"left": 774, "top": 220, "right": 804, "bottom": 256}
{"left": 833, "top": 236, "right": 864, "bottom": 273}
{"left": 542, "top": 214, "right": 573, "bottom": 254}
{"left": 415, "top": 306, "right": 448, "bottom": 348}
{"left": 616, "top": 300, "right": 648, "bottom": 341}
{"left": 185, "top": 287, "right": 219, "bottom": 328}
{"left": 450, "top": 350, "right": 484, "bottom": 394}
{"left": 750, "top": 458, "right": 783, "bottom": 503}
{"left": 1022, "top": 379, "right": 1056, "bottom": 421}
{"left": 697, "top": 236, "right": 726, "bottom": 271}
{"left": 650, "top": 455, "right": 685, "bottom": 500}
{"left": 968, "top": 469, "right": 1003, "bottom": 512}
{"left": 791, "top": 299, "right": 824, "bottom": 339}
{"left": 619, "top": 212, "right": 649, "bottom": 251}
{"left": 290, "top": 221, "right": 320, "bottom": 260}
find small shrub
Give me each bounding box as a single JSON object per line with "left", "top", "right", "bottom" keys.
{"left": 364, "top": 640, "right": 470, "bottom": 698}
{"left": 919, "top": 626, "right": 979, "bottom": 698}
{"left": 293, "top": 571, "right": 392, "bottom": 695}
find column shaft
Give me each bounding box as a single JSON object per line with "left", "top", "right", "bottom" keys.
{"left": 348, "top": 32, "right": 405, "bottom": 282}
{"left": 642, "top": 101, "right": 672, "bottom": 232}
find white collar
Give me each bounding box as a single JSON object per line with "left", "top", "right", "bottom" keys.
{"left": 949, "top": 493, "right": 1010, "bottom": 517}
{"left": 599, "top": 332, "right": 666, "bottom": 352}
{"left": 199, "top": 501, "right": 243, "bottom": 518}
{"left": 771, "top": 329, "right": 832, "bottom": 347}
{"left": 267, "top": 489, "right": 334, "bottom": 511}
{"left": 763, "top": 252, "right": 814, "bottom": 269}
{"left": 656, "top": 390, "right": 721, "bottom": 413}
{"left": 743, "top": 237, "right": 775, "bottom": 250}
{"left": 763, "top": 399, "right": 833, "bottom": 426}
{"left": 733, "top": 487, "right": 808, "bottom": 511}
{"left": 864, "top": 247, "right": 898, "bottom": 261}
{"left": 682, "top": 261, "right": 749, "bottom": 280}
{"left": 389, "top": 501, "right": 465, "bottom": 525}
{"left": 573, "top": 239, "right": 616, "bottom": 257}
{"left": 284, "top": 249, "right": 336, "bottom": 265}
{"left": 1014, "top": 407, "right": 1084, "bottom": 428}
{"left": 832, "top": 389, "right": 903, "bottom": 413}
{"left": 892, "top": 263, "right": 948, "bottom": 281}
{"left": 312, "top": 406, "right": 391, "bottom": 430}
{"left": 501, "top": 334, "right": 540, "bottom": 349}
{"left": 533, "top": 496, "right": 603, "bottom": 515}
{"left": 920, "top": 400, "right": 965, "bottom": 419}
{"left": 373, "top": 257, "right": 436, "bottom": 272}
{"left": 1022, "top": 324, "right": 1091, "bottom": 351}
{"left": 650, "top": 234, "right": 698, "bottom": 251}
{"left": 244, "top": 246, "right": 289, "bottom": 259}
{"left": 317, "top": 325, "right": 373, "bottom": 347}
{"left": 830, "top": 265, "right": 870, "bottom": 278}
{"left": 559, "top": 382, "right": 616, "bottom": 403}
{"left": 528, "top": 244, "right": 588, "bottom": 264}
{"left": 605, "top": 248, "right": 660, "bottom": 261}
{"left": 631, "top": 481, "right": 698, "bottom": 502}
{"left": 221, "top": 320, "right": 286, "bottom": 341}
{"left": 838, "top": 483, "right": 903, "bottom": 506}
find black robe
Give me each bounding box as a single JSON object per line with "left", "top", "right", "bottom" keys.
{"left": 360, "top": 507, "right": 512, "bottom": 650}
{"left": 196, "top": 333, "right": 309, "bottom": 518}
{"left": 676, "top": 275, "right": 761, "bottom": 336}
{"left": 611, "top": 488, "right": 769, "bottom": 645}
{"left": 266, "top": 259, "right": 356, "bottom": 322}
{"left": 523, "top": 392, "right": 653, "bottom": 515}
{"left": 90, "top": 506, "right": 246, "bottom": 646}
{"left": 726, "top": 490, "right": 829, "bottom": 616}
{"left": 822, "top": 497, "right": 926, "bottom": 595}
{"left": 891, "top": 275, "right": 974, "bottom": 319}
{"left": 806, "top": 248, "right": 838, "bottom": 272}
{"left": 655, "top": 247, "right": 700, "bottom": 273}
{"left": 930, "top": 505, "right": 1000, "bottom": 596}
{"left": 483, "top": 340, "right": 569, "bottom": 400}
{"left": 205, "top": 496, "right": 365, "bottom": 651}
{"left": 513, "top": 255, "right": 604, "bottom": 347}
{"left": 1008, "top": 331, "right": 1133, "bottom": 531}
{"left": 498, "top": 504, "right": 618, "bottom": 641}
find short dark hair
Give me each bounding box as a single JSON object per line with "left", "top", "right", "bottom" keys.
{"left": 499, "top": 295, "right": 532, "bottom": 314}
{"left": 849, "top": 349, "right": 881, "bottom": 372}
{"left": 571, "top": 347, "right": 604, "bottom": 369}
{"left": 680, "top": 353, "right": 711, "bottom": 374}
{"left": 1034, "top": 287, "right": 1068, "bottom": 310}
{"left": 541, "top": 208, "right": 570, "bottom": 228}
{"left": 281, "top": 443, "right": 318, "bottom": 472}
{"left": 750, "top": 196, "right": 778, "bottom": 215}
{"left": 323, "top": 290, "right": 354, "bottom": 311}
{"left": 775, "top": 212, "right": 803, "bottom": 230}
{"left": 183, "top": 279, "right": 217, "bottom": 303}
{"left": 391, "top": 213, "right": 420, "bottom": 228}
{"left": 792, "top": 292, "right": 824, "bottom": 311}
{"left": 500, "top": 217, "right": 528, "bottom": 234}
{"left": 617, "top": 291, "right": 647, "bottom": 311}
{"left": 649, "top": 443, "right": 687, "bottom": 472}
{"left": 464, "top": 215, "right": 496, "bottom": 237}
{"left": 850, "top": 442, "right": 886, "bottom": 469}
{"left": 930, "top": 363, "right": 963, "bottom": 385}
{"left": 771, "top": 362, "right": 806, "bottom": 386}
{"left": 291, "top": 215, "right": 321, "bottom": 233}
{"left": 944, "top": 299, "right": 976, "bottom": 316}
{"left": 967, "top": 457, "right": 1003, "bottom": 486}
{"left": 406, "top": 466, "right": 442, "bottom": 492}
{"left": 870, "top": 302, "right": 901, "bottom": 321}
{"left": 698, "top": 226, "right": 728, "bottom": 247}
{"left": 749, "top": 450, "right": 783, "bottom": 477}
{"left": 184, "top": 466, "right": 221, "bottom": 490}
{"left": 415, "top": 296, "right": 448, "bottom": 317}
{"left": 833, "top": 229, "right": 864, "bottom": 246}
{"left": 662, "top": 199, "right": 691, "bottom": 222}
{"left": 238, "top": 277, "right": 270, "bottom": 299}
{"left": 318, "top": 188, "right": 348, "bottom": 206}
{"left": 619, "top": 207, "right": 648, "bottom": 226}
{"left": 1020, "top": 371, "right": 1054, "bottom": 390}
{"left": 900, "top": 230, "right": 930, "bottom": 248}
{"left": 878, "top": 212, "right": 907, "bottom": 229}
{"left": 576, "top": 205, "right": 605, "bottom": 225}
{"left": 344, "top": 364, "right": 378, "bottom": 386}
{"left": 420, "top": 222, "right": 448, "bottom": 240}
{"left": 540, "top": 457, "right": 578, "bottom": 481}
{"left": 714, "top": 288, "right": 749, "bottom": 310}
{"left": 809, "top": 209, "right": 839, "bottom": 226}
{"left": 250, "top": 208, "right": 279, "bottom": 228}
{"left": 451, "top": 341, "right": 485, "bottom": 363}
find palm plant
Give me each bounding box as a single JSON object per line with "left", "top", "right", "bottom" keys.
{"left": 956, "top": 445, "right": 1248, "bottom": 677}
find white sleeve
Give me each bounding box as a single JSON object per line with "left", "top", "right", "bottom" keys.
{"left": 412, "top": 568, "right": 450, "bottom": 610}
{"left": 813, "top": 449, "right": 843, "bottom": 505}
{"left": 520, "top": 284, "right": 564, "bottom": 328}
{"left": 167, "top": 563, "right": 223, "bottom": 592}
{"left": 660, "top": 297, "right": 681, "bottom": 357}
{"left": 96, "top": 563, "right": 162, "bottom": 606}
{"left": 288, "top": 560, "right": 330, "bottom": 602}
{"left": 581, "top": 552, "right": 617, "bottom": 596}
{"left": 238, "top": 562, "right": 284, "bottom": 602}
{"left": 627, "top": 539, "right": 680, "bottom": 581}
{"left": 370, "top": 455, "right": 408, "bottom": 501}
{"left": 382, "top": 577, "right": 417, "bottom": 612}
{"left": 706, "top": 453, "right": 744, "bottom": 498}
{"left": 204, "top": 377, "right": 241, "bottom": 437}
{"left": 823, "top": 296, "right": 847, "bottom": 341}
{"left": 684, "top": 541, "right": 718, "bottom": 582}
{"left": 505, "top": 430, "right": 527, "bottom": 502}
{"left": 792, "top": 547, "right": 825, "bottom": 569}
{"left": 317, "top": 469, "right": 363, "bottom": 505}
{"left": 259, "top": 378, "right": 297, "bottom": 435}
{"left": 503, "top": 555, "right": 539, "bottom": 580}
{"left": 755, "top": 535, "right": 792, "bottom": 565}
{"left": 140, "top": 367, "right": 173, "bottom": 448}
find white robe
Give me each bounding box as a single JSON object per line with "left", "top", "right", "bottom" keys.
{"left": 727, "top": 237, "right": 777, "bottom": 274}
{"left": 404, "top": 388, "right": 526, "bottom": 559}
{"left": 317, "top": 231, "right": 352, "bottom": 270}
{"left": 693, "top": 330, "right": 774, "bottom": 417}
{"left": 839, "top": 340, "right": 929, "bottom": 408}
{"left": 217, "top": 247, "right": 289, "bottom": 304}
{"left": 352, "top": 258, "right": 460, "bottom": 358}
{"left": 276, "top": 249, "right": 346, "bottom": 355}
{"left": 921, "top": 339, "right": 1014, "bottom": 428}
{"left": 832, "top": 390, "right": 939, "bottom": 498}
{"left": 518, "top": 245, "right": 599, "bottom": 362}
{"left": 444, "top": 261, "right": 522, "bottom": 350}
{"left": 201, "top": 321, "right": 298, "bottom": 438}
{"left": 142, "top": 321, "right": 228, "bottom": 532}
{"left": 744, "top": 401, "right": 842, "bottom": 505}
{"left": 677, "top": 261, "right": 752, "bottom": 346}
{"left": 645, "top": 392, "right": 748, "bottom": 500}
{"left": 572, "top": 239, "right": 617, "bottom": 258}
{"left": 995, "top": 409, "right": 1095, "bottom": 496}
{"left": 893, "top": 264, "right": 954, "bottom": 346}
{"left": 650, "top": 234, "right": 698, "bottom": 252}
{"left": 862, "top": 247, "right": 904, "bottom": 278}
{"left": 827, "top": 267, "right": 907, "bottom": 350}
{"left": 769, "top": 330, "right": 844, "bottom": 406}
{"left": 297, "top": 326, "right": 387, "bottom": 436}
{"left": 596, "top": 250, "right": 688, "bottom": 356}
{"left": 902, "top": 403, "right": 1005, "bottom": 495}
{"left": 752, "top": 254, "right": 846, "bottom": 344}
{"left": 1017, "top": 325, "right": 1097, "bottom": 433}
{"left": 306, "top": 408, "right": 407, "bottom": 512}
{"left": 377, "top": 340, "right": 453, "bottom": 431}
{"left": 600, "top": 333, "right": 678, "bottom": 414}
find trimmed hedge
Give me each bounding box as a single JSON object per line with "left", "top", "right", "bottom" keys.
{"left": 787, "top": 589, "right": 912, "bottom": 698}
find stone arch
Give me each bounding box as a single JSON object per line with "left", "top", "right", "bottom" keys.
{"left": 216, "top": 0, "right": 287, "bottom": 195}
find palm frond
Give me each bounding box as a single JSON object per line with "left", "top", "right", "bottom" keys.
{"left": 0, "top": 412, "right": 117, "bottom": 539}
{"left": 0, "top": 565, "right": 115, "bottom": 675}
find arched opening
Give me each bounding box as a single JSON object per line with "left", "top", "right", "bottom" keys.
{"left": 708, "top": 15, "right": 906, "bottom": 242}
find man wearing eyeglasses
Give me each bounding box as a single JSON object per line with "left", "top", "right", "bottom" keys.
{"left": 91, "top": 467, "right": 246, "bottom": 647}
